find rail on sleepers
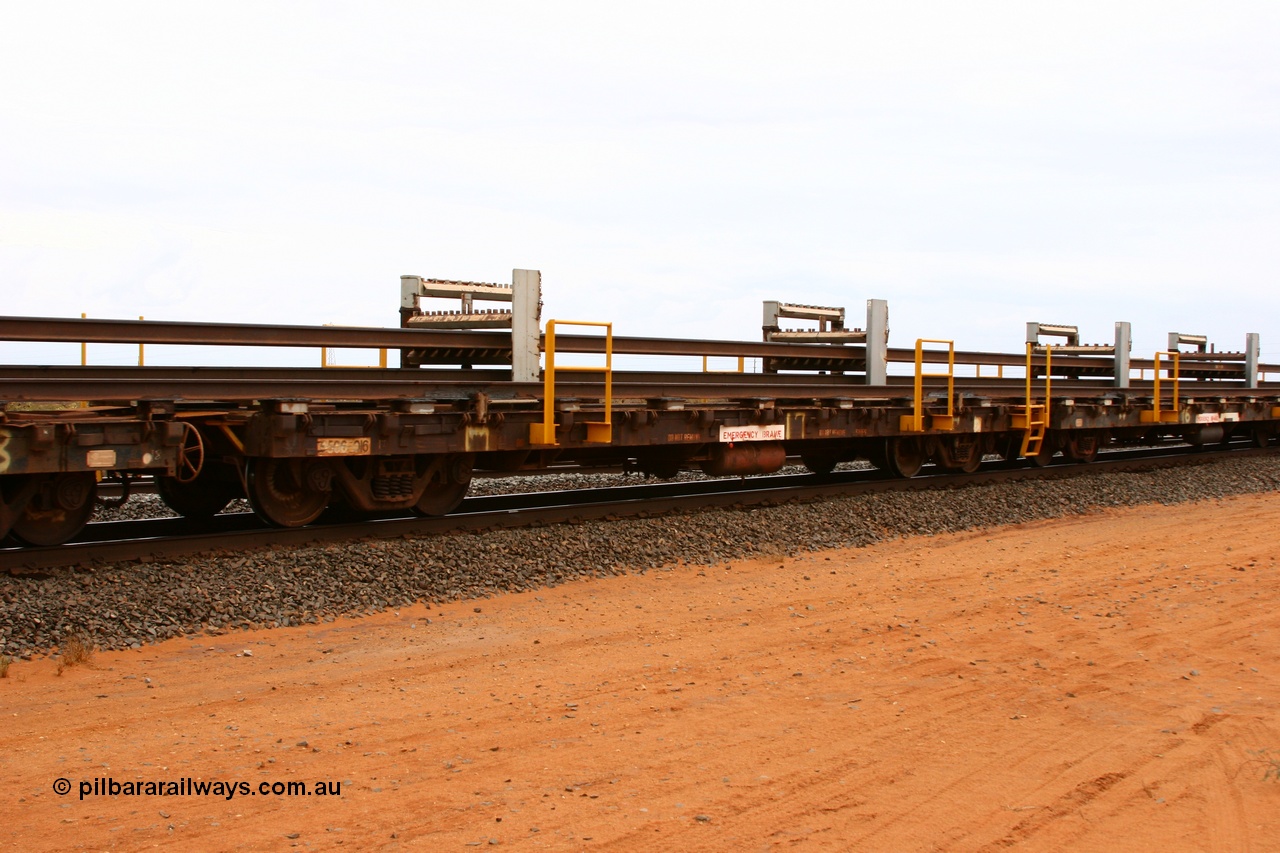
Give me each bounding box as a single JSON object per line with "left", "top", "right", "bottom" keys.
{"left": 2, "top": 267, "right": 1278, "bottom": 547}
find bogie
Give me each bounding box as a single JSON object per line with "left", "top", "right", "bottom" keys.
{"left": 415, "top": 454, "right": 474, "bottom": 516}
{"left": 8, "top": 472, "right": 97, "bottom": 547}
{"left": 883, "top": 437, "right": 926, "bottom": 478}
{"left": 246, "top": 458, "right": 332, "bottom": 528}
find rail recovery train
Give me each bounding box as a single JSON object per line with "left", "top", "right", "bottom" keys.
{"left": 1, "top": 269, "right": 1276, "bottom": 546}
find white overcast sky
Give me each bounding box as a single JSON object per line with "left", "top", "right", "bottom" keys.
{"left": 2, "top": 1, "right": 1278, "bottom": 367}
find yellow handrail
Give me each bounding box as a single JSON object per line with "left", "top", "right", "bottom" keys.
{"left": 1143, "top": 351, "right": 1180, "bottom": 423}
{"left": 77, "top": 312, "right": 147, "bottom": 367}
{"left": 976, "top": 364, "right": 1006, "bottom": 379}
{"left": 320, "top": 323, "right": 388, "bottom": 368}
{"left": 1015, "top": 342, "right": 1053, "bottom": 457}
{"left": 1023, "top": 341, "right": 1052, "bottom": 407}
{"left": 701, "top": 354, "right": 745, "bottom": 373}
{"left": 899, "top": 338, "right": 954, "bottom": 432}
{"left": 320, "top": 347, "right": 388, "bottom": 368}
{"left": 530, "top": 319, "right": 613, "bottom": 446}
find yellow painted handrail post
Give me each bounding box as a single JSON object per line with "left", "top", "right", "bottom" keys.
{"left": 530, "top": 319, "right": 613, "bottom": 446}
{"left": 913, "top": 338, "right": 925, "bottom": 432}
{"left": 603, "top": 328, "right": 613, "bottom": 434}
{"left": 900, "top": 338, "right": 954, "bottom": 432}
{"left": 1016, "top": 342, "right": 1051, "bottom": 457}
{"left": 79, "top": 312, "right": 89, "bottom": 408}
{"left": 539, "top": 320, "right": 559, "bottom": 446}
{"left": 1024, "top": 341, "right": 1032, "bottom": 409}
{"left": 701, "top": 354, "right": 747, "bottom": 374}
{"left": 138, "top": 316, "right": 145, "bottom": 366}
{"left": 1044, "top": 343, "right": 1051, "bottom": 402}
{"left": 946, "top": 342, "right": 955, "bottom": 421}
{"left": 1153, "top": 351, "right": 1163, "bottom": 420}
{"left": 1151, "top": 350, "right": 1179, "bottom": 422}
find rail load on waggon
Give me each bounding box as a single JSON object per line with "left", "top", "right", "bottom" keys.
{"left": 1, "top": 269, "right": 1276, "bottom": 547}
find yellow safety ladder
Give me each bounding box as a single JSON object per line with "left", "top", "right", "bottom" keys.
{"left": 1013, "top": 342, "right": 1049, "bottom": 457}
{"left": 529, "top": 319, "right": 614, "bottom": 446}
{"left": 899, "top": 338, "right": 956, "bottom": 432}
{"left": 1140, "top": 351, "right": 1181, "bottom": 424}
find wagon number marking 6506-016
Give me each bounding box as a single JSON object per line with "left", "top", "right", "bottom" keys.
{"left": 316, "top": 438, "right": 372, "bottom": 456}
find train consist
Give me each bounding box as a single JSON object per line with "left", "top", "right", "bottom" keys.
{"left": 1, "top": 269, "right": 1276, "bottom": 547}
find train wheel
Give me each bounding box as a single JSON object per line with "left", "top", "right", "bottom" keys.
{"left": 938, "top": 435, "right": 982, "bottom": 473}
{"left": 0, "top": 475, "right": 27, "bottom": 541}
{"left": 1066, "top": 433, "right": 1099, "bottom": 463}
{"left": 156, "top": 474, "right": 238, "bottom": 519}
{"left": 955, "top": 450, "right": 982, "bottom": 474}
{"left": 1028, "top": 439, "right": 1056, "bottom": 467}
{"left": 801, "top": 453, "right": 839, "bottom": 475}
{"left": 9, "top": 472, "right": 97, "bottom": 547}
{"left": 1254, "top": 429, "right": 1272, "bottom": 448}
{"left": 246, "top": 458, "right": 330, "bottom": 528}
{"left": 415, "top": 455, "right": 473, "bottom": 516}
{"left": 884, "top": 437, "right": 925, "bottom": 478}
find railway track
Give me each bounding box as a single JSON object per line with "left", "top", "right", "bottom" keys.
{"left": 4, "top": 443, "right": 1271, "bottom": 572}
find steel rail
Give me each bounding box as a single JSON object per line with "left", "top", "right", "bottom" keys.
{"left": 3, "top": 444, "right": 1272, "bottom": 572}
{"left": 5, "top": 315, "right": 1271, "bottom": 375}
{"left": 0, "top": 365, "right": 1156, "bottom": 391}
{"left": 0, "top": 364, "right": 1252, "bottom": 390}
{"left": 1, "top": 347, "right": 1270, "bottom": 401}
{"left": 0, "top": 376, "right": 1217, "bottom": 404}
{"left": 0, "top": 365, "right": 517, "bottom": 384}
{"left": 3, "top": 373, "right": 1273, "bottom": 404}
{"left": 0, "top": 315, "right": 868, "bottom": 362}
{"left": 0, "top": 358, "right": 1260, "bottom": 408}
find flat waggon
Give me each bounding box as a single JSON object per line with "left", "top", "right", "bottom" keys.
{"left": 1, "top": 269, "right": 1275, "bottom": 546}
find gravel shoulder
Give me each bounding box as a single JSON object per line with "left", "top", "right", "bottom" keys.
{"left": 2, "top": 476, "right": 1280, "bottom": 850}
{"left": 4, "top": 455, "right": 1280, "bottom": 658}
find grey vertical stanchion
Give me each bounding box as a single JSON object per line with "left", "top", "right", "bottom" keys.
{"left": 762, "top": 300, "right": 782, "bottom": 336}
{"left": 399, "top": 275, "right": 422, "bottom": 326}
{"left": 511, "top": 269, "right": 542, "bottom": 383}
{"left": 1245, "top": 332, "right": 1260, "bottom": 389}
{"left": 865, "top": 298, "right": 888, "bottom": 386}
{"left": 761, "top": 301, "right": 782, "bottom": 373}
{"left": 1114, "top": 321, "right": 1131, "bottom": 388}
{"left": 398, "top": 274, "right": 424, "bottom": 368}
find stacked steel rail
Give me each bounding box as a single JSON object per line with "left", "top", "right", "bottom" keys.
{"left": 1, "top": 269, "right": 1276, "bottom": 547}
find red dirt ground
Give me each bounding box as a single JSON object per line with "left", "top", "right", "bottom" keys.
{"left": 3, "top": 493, "right": 1279, "bottom": 851}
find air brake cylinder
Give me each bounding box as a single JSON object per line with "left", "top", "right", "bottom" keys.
{"left": 701, "top": 442, "right": 787, "bottom": 477}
